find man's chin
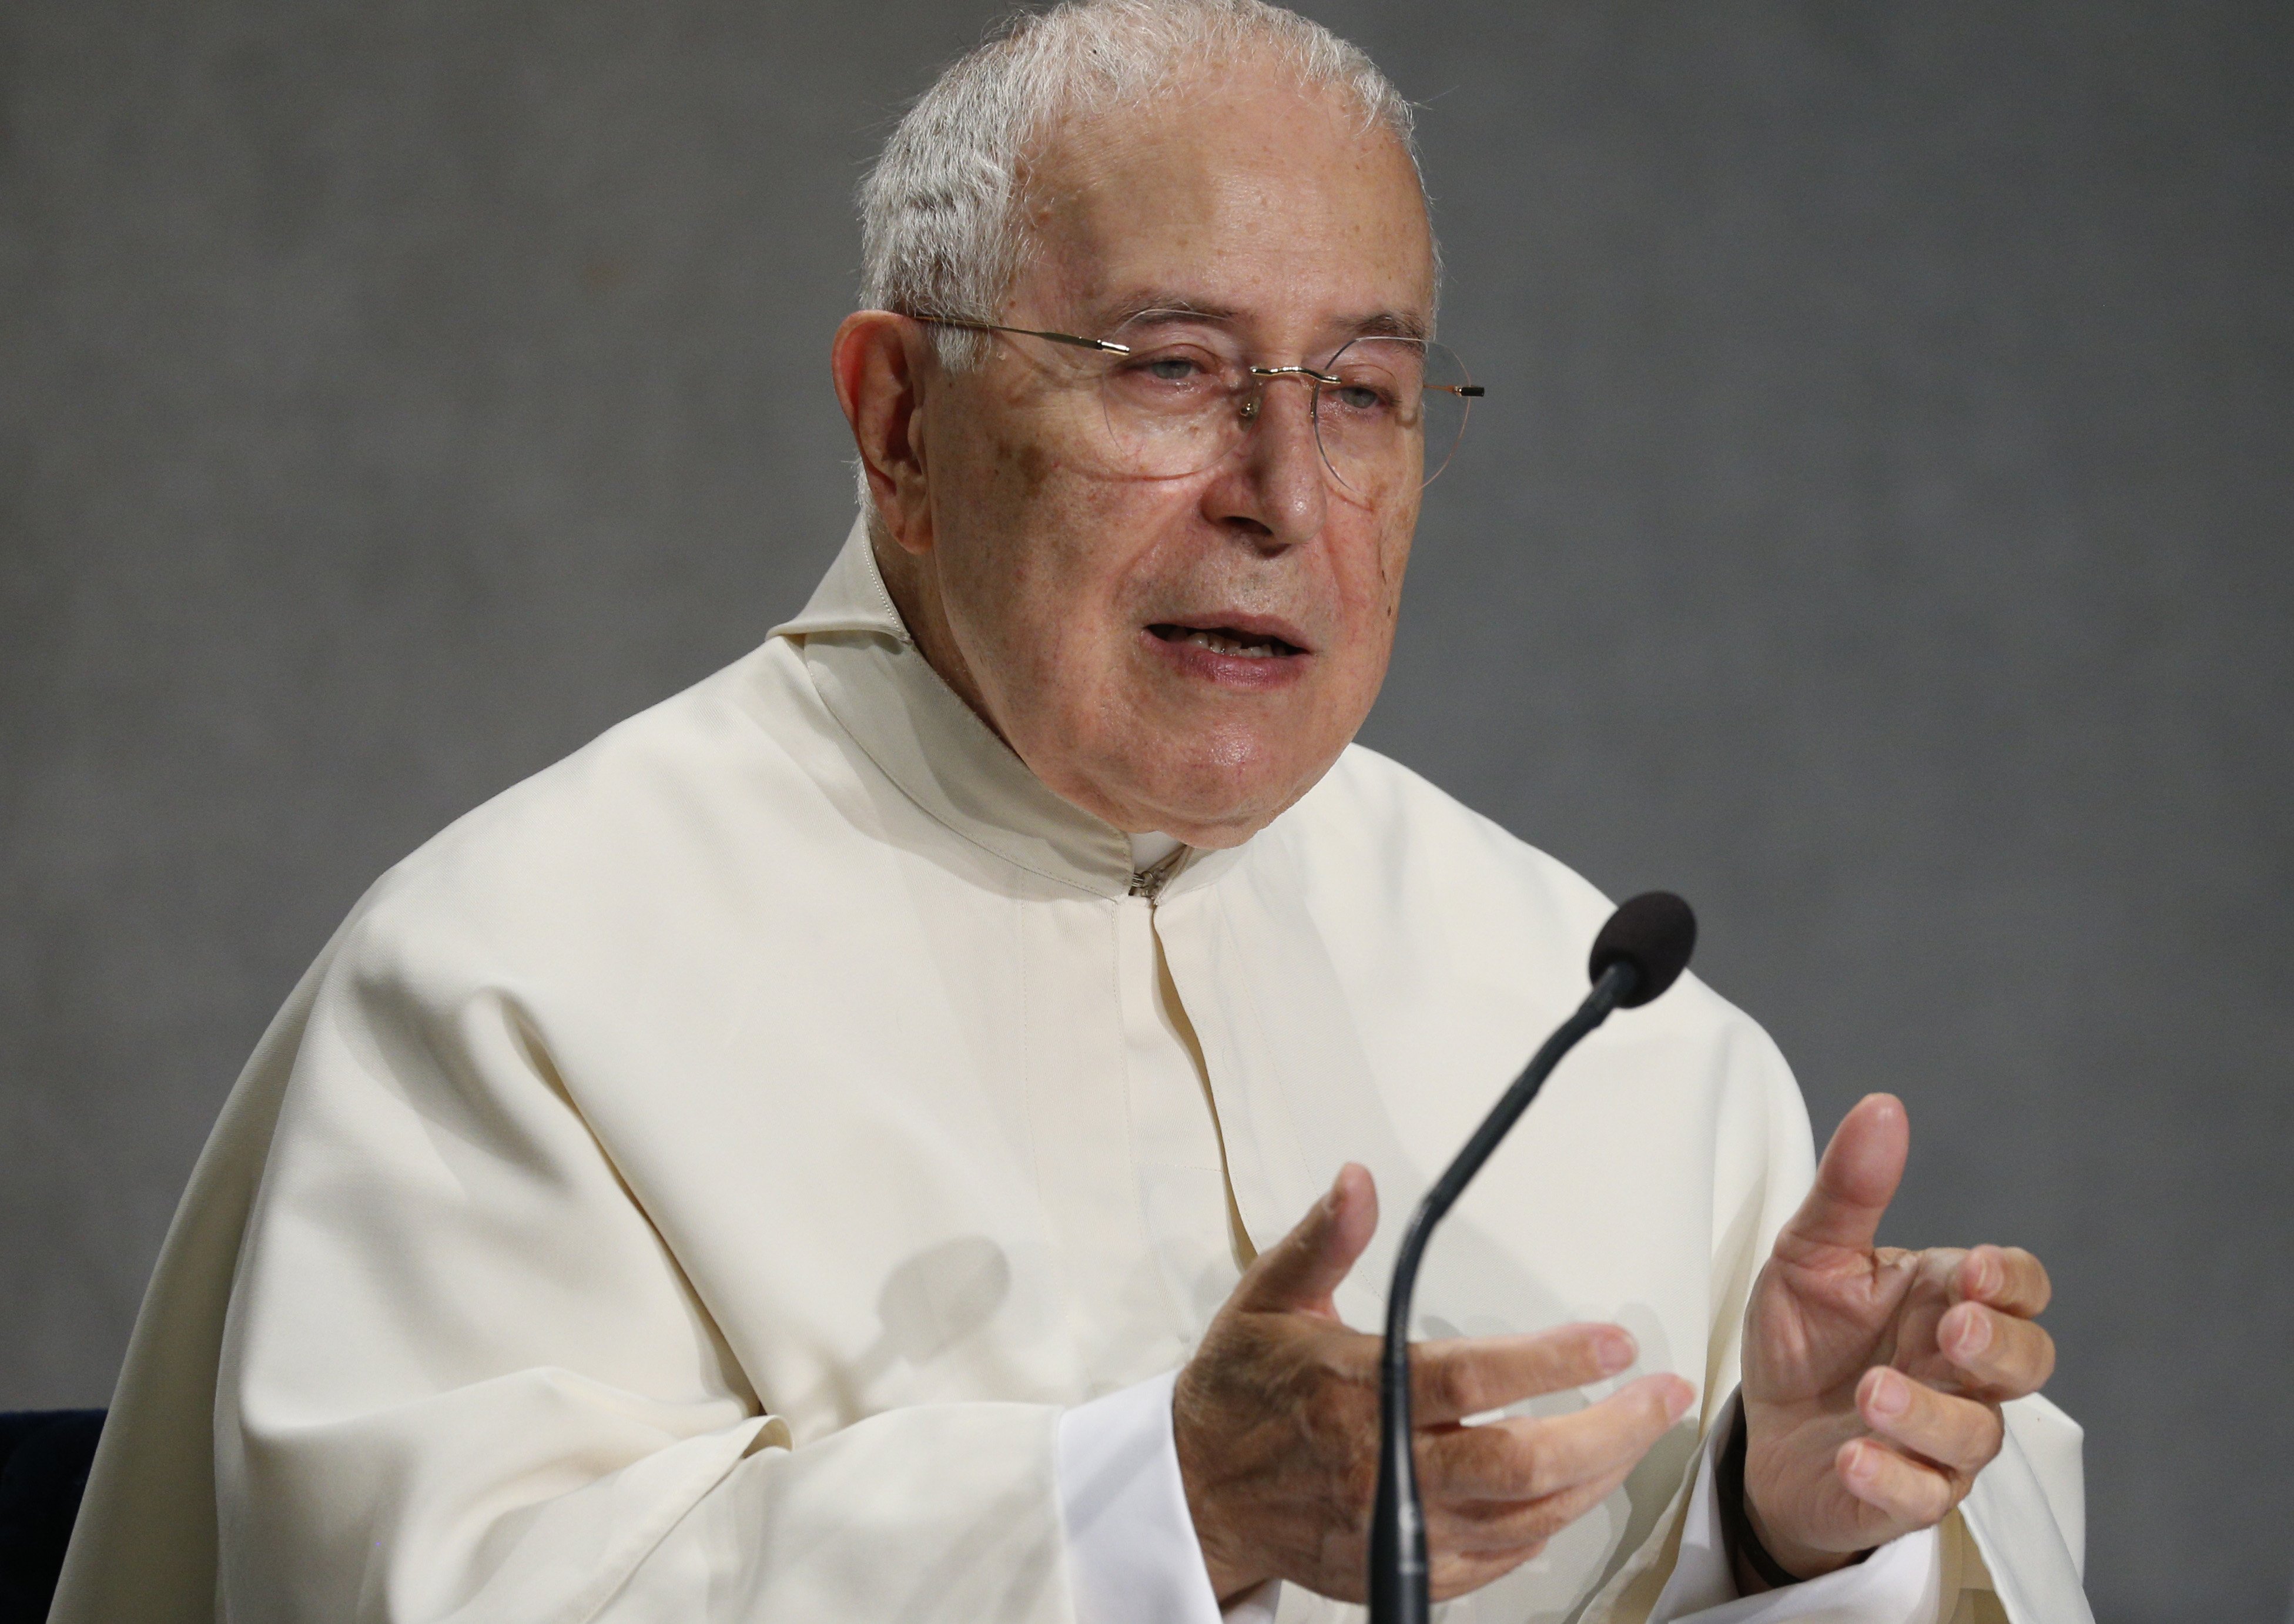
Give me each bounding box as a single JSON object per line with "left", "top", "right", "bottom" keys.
{"left": 1088, "top": 749, "right": 1342, "bottom": 849}
{"left": 1010, "top": 691, "right": 1352, "bottom": 845}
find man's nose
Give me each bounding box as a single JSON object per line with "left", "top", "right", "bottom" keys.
{"left": 1210, "top": 377, "right": 1328, "bottom": 548}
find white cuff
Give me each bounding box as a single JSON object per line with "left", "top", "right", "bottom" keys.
{"left": 1649, "top": 1392, "right": 1943, "bottom": 1623}
{"left": 1058, "top": 1369, "right": 1278, "bottom": 1624}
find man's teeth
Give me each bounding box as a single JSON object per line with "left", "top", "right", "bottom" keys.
{"left": 1176, "top": 628, "right": 1282, "bottom": 658}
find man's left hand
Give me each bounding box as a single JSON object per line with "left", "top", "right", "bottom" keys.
{"left": 1739, "top": 1093, "right": 2056, "bottom": 1583}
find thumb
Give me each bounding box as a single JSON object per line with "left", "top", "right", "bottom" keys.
{"left": 1231, "top": 1163, "right": 1378, "bottom": 1317}
{"left": 1776, "top": 1093, "right": 1908, "bottom": 1260}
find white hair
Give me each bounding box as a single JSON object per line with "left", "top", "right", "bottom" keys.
{"left": 856, "top": 0, "right": 1431, "bottom": 376}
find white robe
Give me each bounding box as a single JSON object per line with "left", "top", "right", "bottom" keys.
{"left": 50, "top": 518, "right": 2089, "bottom": 1624}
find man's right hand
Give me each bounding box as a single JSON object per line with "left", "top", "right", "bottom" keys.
{"left": 1173, "top": 1163, "right": 1696, "bottom": 1604}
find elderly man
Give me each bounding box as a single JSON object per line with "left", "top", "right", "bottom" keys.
{"left": 51, "top": 3, "right": 2085, "bottom": 1622}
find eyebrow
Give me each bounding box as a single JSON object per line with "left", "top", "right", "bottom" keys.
{"left": 1348, "top": 310, "right": 1434, "bottom": 343}
{"left": 1091, "top": 293, "right": 1240, "bottom": 330}
{"left": 1087, "top": 291, "right": 1432, "bottom": 346}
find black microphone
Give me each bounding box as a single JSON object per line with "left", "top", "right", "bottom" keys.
{"left": 1368, "top": 892, "right": 1697, "bottom": 1623}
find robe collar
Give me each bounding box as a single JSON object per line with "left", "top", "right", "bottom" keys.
{"left": 769, "top": 515, "right": 1247, "bottom": 903}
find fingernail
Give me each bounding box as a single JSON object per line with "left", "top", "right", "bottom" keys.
{"left": 1954, "top": 1310, "right": 1991, "bottom": 1358}
{"left": 1968, "top": 1249, "right": 1998, "bottom": 1297}
{"left": 1596, "top": 1330, "right": 1636, "bottom": 1373}
{"left": 1666, "top": 1380, "right": 1696, "bottom": 1422}
{"left": 1868, "top": 1371, "right": 1908, "bottom": 1418}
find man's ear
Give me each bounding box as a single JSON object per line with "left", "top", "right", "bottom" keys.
{"left": 832, "top": 312, "right": 937, "bottom": 557}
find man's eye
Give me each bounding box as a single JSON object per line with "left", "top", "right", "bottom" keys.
{"left": 1330, "top": 383, "right": 1391, "bottom": 413}
{"left": 1141, "top": 354, "right": 1205, "bottom": 382}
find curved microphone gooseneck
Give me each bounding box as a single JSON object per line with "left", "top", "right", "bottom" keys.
{"left": 1368, "top": 892, "right": 1699, "bottom": 1624}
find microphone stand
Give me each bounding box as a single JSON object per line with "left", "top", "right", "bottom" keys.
{"left": 1367, "top": 958, "right": 1639, "bottom": 1624}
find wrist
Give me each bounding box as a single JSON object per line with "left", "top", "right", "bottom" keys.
{"left": 1720, "top": 1406, "right": 1863, "bottom": 1589}
{"left": 1183, "top": 1502, "right": 1268, "bottom": 1602}
{"left": 1190, "top": 1525, "right": 1265, "bottom": 1608}
{"left": 1171, "top": 1381, "right": 1269, "bottom": 1602}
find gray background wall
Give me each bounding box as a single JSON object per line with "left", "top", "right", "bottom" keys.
{"left": 2, "top": 2, "right": 2286, "bottom": 1618}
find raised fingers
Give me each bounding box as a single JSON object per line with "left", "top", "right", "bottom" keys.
{"left": 1837, "top": 1437, "right": 1957, "bottom": 1529}
{"left": 1938, "top": 1301, "right": 2057, "bottom": 1397}
{"left": 1432, "top": 1445, "right": 1647, "bottom": 1558}
{"left": 1954, "top": 1245, "right": 2051, "bottom": 1318}
{"left": 1422, "top": 1372, "right": 1694, "bottom": 1501}
{"left": 1410, "top": 1322, "right": 1640, "bottom": 1425}
{"left": 1773, "top": 1094, "right": 1908, "bottom": 1261}
{"left": 1856, "top": 1367, "right": 2002, "bottom": 1476}
{"left": 1228, "top": 1163, "right": 1378, "bottom": 1318}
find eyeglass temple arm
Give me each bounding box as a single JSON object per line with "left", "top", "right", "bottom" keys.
{"left": 910, "top": 314, "right": 1131, "bottom": 355}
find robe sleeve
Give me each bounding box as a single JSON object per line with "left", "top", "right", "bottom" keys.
{"left": 211, "top": 904, "right": 1077, "bottom": 1624}
{"left": 1059, "top": 1368, "right": 1274, "bottom": 1624}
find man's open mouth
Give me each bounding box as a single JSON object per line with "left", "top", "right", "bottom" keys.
{"left": 1148, "top": 624, "right": 1304, "bottom": 660}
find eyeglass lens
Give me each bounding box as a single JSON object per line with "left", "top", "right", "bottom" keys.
{"left": 1085, "top": 322, "right": 1475, "bottom": 493}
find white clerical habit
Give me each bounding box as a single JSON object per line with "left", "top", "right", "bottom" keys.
{"left": 51, "top": 518, "right": 2090, "bottom": 1624}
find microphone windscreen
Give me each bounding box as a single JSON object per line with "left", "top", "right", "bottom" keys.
{"left": 1588, "top": 892, "right": 1697, "bottom": 1008}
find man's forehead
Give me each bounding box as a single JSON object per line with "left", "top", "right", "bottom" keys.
{"left": 1014, "top": 65, "right": 1435, "bottom": 337}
